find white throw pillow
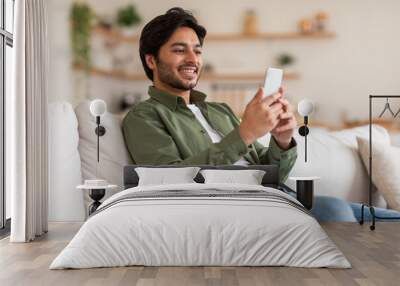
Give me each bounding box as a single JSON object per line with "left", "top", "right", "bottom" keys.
{"left": 357, "top": 137, "right": 400, "bottom": 210}
{"left": 200, "top": 169, "right": 266, "bottom": 185}
{"left": 286, "top": 125, "right": 389, "bottom": 206}
{"left": 75, "top": 100, "right": 132, "bottom": 214}
{"left": 135, "top": 167, "right": 200, "bottom": 186}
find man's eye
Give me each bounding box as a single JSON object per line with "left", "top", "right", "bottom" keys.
{"left": 195, "top": 50, "right": 202, "bottom": 55}
{"left": 173, "top": 49, "right": 185, "bottom": 53}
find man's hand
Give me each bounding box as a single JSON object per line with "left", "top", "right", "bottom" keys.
{"left": 270, "top": 93, "right": 297, "bottom": 150}
{"left": 239, "top": 88, "right": 283, "bottom": 145}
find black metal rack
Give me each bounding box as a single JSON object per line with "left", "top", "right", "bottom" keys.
{"left": 359, "top": 95, "right": 400, "bottom": 230}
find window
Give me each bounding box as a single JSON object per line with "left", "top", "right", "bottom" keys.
{"left": 0, "top": 0, "right": 14, "bottom": 234}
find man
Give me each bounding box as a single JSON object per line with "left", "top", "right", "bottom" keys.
{"left": 122, "top": 7, "right": 297, "bottom": 183}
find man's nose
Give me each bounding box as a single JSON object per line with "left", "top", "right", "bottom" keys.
{"left": 185, "top": 50, "right": 198, "bottom": 63}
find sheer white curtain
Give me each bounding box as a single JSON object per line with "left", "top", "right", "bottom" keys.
{"left": 9, "top": 0, "right": 49, "bottom": 242}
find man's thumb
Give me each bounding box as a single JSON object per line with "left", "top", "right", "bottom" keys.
{"left": 252, "top": 87, "right": 264, "bottom": 103}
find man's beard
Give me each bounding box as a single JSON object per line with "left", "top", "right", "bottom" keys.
{"left": 156, "top": 59, "right": 200, "bottom": 91}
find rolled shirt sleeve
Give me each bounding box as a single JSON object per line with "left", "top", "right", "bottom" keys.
{"left": 254, "top": 137, "right": 297, "bottom": 183}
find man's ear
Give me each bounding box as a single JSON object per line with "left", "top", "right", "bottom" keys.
{"left": 145, "top": 54, "right": 156, "bottom": 70}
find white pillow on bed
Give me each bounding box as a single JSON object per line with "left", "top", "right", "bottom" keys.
{"left": 200, "top": 169, "right": 266, "bottom": 185}
{"left": 135, "top": 167, "right": 201, "bottom": 186}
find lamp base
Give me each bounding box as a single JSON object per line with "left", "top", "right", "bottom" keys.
{"left": 88, "top": 188, "right": 106, "bottom": 215}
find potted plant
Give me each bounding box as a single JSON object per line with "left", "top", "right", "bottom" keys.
{"left": 276, "top": 53, "right": 296, "bottom": 73}
{"left": 70, "top": 2, "right": 94, "bottom": 69}
{"left": 116, "top": 4, "right": 141, "bottom": 36}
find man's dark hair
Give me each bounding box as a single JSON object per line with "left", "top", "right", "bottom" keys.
{"left": 139, "top": 7, "right": 207, "bottom": 81}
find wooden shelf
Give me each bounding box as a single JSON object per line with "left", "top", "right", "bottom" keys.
{"left": 343, "top": 119, "right": 400, "bottom": 132}
{"left": 73, "top": 65, "right": 300, "bottom": 82}
{"left": 202, "top": 72, "right": 300, "bottom": 81}
{"left": 303, "top": 119, "right": 400, "bottom": 132}
{"left": 93, "top": 27, "right": 335, "bottom": 43}
{"left": 93, "top": 27, "right": 139, "bottom": 43}
{"left": 76, "top": 66, "right": 147, "bottom": 81}
{"left": 206, "top": 31, "right": 336, "bottom": 41}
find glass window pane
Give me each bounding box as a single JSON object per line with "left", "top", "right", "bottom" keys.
{"left": 5, "top": 44, "right": 13, "bottom": 220}
{"left": 6, "top": 0, "right": 14, "bottom": 34}
{"left": 0, "top": 0, "right": 3, "bottom": 29}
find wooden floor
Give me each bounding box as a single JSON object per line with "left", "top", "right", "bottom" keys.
{"left": 0, "top": 222, "right": 399, "bottom": 286}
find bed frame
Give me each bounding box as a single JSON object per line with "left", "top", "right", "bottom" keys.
{"left": 123, "top": 165, "right": 296, "bottom": 195}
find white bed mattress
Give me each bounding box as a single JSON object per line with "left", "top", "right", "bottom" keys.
{"left": 50, "top": 183, "right": 350, "bottom": 269}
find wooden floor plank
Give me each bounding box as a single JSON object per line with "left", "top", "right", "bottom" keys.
{"left": 0, "top": 222, "right": 400, "bottom": 286}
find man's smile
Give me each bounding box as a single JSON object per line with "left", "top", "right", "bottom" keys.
{"left": 178, "top": 65, "right": 198, "bottom": 79}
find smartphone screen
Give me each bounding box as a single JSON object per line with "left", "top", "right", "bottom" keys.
{"left": 263, "top": 68, "right": 283, "bottom": 98}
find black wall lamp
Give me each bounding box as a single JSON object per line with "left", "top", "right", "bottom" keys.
{"left": 297, "top": 99, "right": 314, "bottom": 162}
{"left": 89, "top": 99, "right": 107, "bottom": 163}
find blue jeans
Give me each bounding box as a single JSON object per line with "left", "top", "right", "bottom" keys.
{"left": 310, "top": 196, "right": 400, "bottom": 222}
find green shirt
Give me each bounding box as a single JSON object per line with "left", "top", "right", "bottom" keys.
{"left": 122, "top": 86, "right": 297, "bottom": 182}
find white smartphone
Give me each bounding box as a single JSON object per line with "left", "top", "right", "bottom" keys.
{"left": 263, "top": 68, "right": 283, "bottom": 98}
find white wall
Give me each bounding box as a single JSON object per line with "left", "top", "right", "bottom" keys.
{"left": 48, "top": 0, "right": 400, "bottom": 124}
{"left": 47, "top": 0, "right": 74, "bottom": 103}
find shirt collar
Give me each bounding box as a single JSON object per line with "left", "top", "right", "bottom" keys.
{"left": 148, "top": 86, "right": 207, "bottom": 111}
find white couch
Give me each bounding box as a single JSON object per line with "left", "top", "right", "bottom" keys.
{"left": 48, "top": 101, "right": 389, "bottom": 221}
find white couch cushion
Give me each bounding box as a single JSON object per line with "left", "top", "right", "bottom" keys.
{"left": 357, "top": 137, "right": 400, "bottom": 210}
{"left": 285, "top": 125, "right": 389, "bottom": 206}
{"left": 48, "top": 102, "right": 85, "bottom": 221}
{"left": 391, "top": 132, "right": 400, "bottom": 147}
{"left": 75, "top": 101, "right": 132, "bottom": 213}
